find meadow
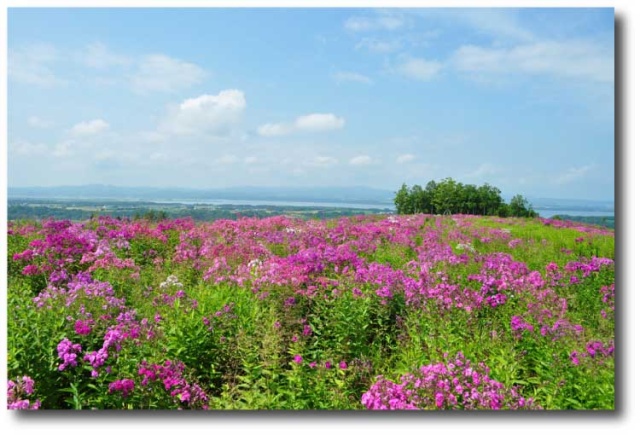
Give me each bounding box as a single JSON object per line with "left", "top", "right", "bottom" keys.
{"left": 7, "top": 213, "right": 615, "bottom": 410}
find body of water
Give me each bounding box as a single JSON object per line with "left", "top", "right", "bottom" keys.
{"left": 534, "top": 209, "right": 614, "bottom": 218}
{"left": 152, "top": 199, "right": 613, "bottom": 218}
{"left": 150, "top": 198, "right": 395, "bottom": 210}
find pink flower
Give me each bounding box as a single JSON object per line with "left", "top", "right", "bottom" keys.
{"left": 74, "top": 320, "right": 92, "bottom": 336}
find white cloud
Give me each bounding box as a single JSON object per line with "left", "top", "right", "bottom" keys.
{"left": 396, "top": 57, "right": 443, "bottom": 81}
{"left": 71, "top": 119, "right": 110, "bottom": 136}
{"left": 81, "top": 43, "right": 131, "bottom": 69}
{"left": 442, "top": 9, "right": 535, "bottom": 42}
{"left": 554, "top": 165, "right": 594, "bottom": 184}
{"left": 295, "top": 113, "right": 345, "bottom": 132}
{"left": 53, "top": 141, "right": 74, "bottom": 157}
{"left": 332, "top": 71, "right": 373, "bottom": 84}
{"left": 8, "top": 43, "right": 65, "bottom": 87}
{"left": 27, "top": 116, "right": 53, "bottom": 129}
{"left": 244, "top": 156, "right": 259, "bottom": 164}
{"left": 355, "top": 32, "right": 437, "bottom": 54}
{"left": 451, "top": 40, "right": 613, "bottom": 83}
{"left": 129, "top": 54, "right": 207, "bottom": 93}
{"left": 467, "top": 163, "right": 500, "bottom": 178}
{"left": 305, "top": 156, "right": 339, "bottom": 167}
{"left": 137, "top": 131, "right": 167, "bottom": 143}
{"left": 9, "top": 139, "right": 48, "bottom": 156}
{"left": 258, "top": 113, "right": 345, "bottom": 137}
{"left": 355, "top": 38, "right": 400, "bottom": 53}
{"left": 344, "top": 13, "right": 406, "bottom": 32}
{"left": 160, "top": 90, "right": 246, "bottom": 136}
{"left": 396, "top": 154, "right": 416, "bottom": 164}
{"left": 349, "top": 155, "right": 373, "bottom": 166}
{"left": 257, "top": 123, "right": 293, "bottom": 137}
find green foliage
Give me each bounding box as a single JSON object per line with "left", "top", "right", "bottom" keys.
{"left": 8, "top": 215, "right": 614, "bottom": 410}
{"left": 394, "top": 178, "right": 539, "bottom": 218}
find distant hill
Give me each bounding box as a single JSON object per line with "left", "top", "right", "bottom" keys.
{"left": 8, "top": 185, "right": 615, "bottom": 215}
{"left": 8, "top": 185, "right": 397, "bottom": 206}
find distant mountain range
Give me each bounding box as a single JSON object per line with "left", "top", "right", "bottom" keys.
{"left": 7, "top": 184, "right": 615, "bottom": 213}
{"left": 8, "top": 185, "right": 397, "bottom": 206}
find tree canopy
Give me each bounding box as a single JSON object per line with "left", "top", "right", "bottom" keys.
{"left": 394, "top": 178, "right": 538, "bottom": 218}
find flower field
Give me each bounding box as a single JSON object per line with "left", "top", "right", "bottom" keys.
{"left": 7, "top": 214, "right": 615, "bottom": 410}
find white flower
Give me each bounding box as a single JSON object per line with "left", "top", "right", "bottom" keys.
{"left": 455, "top": 243, "right": 476, "bottom": 253}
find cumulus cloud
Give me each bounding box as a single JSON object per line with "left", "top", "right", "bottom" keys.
{"left": 8, "top": 43, "right": 65, "bottom": 87}
{"left": 81, "top": 42, "right": 131, "bottom": 69}
{"left": 295, "top": 114, "right": 345, "bottom": 132}
{"left": 9, "top": 139, "right": 48, "bottom": 156}
{"left": 396, "top": 57, "right": 443, "bottom": 81}
{"left": 258, "top": 113, "right": 345, "bottom": 137}
{"left": 332, "top": 71, "right": 373, "bottom": 84}
{"left": 257, "top": 123, "right": 293, "bottom": 137}
{"left": 430, "top": 8, "right": 535, "bottom": 43}
{"left": 396, "top": 154, "right": 416, "bottom": 164}
{"left": 71, "top": 119, "right": 110, "bottom": 136}
{"left": 349, "top": 155, "right": 373, "bottom": 166}
{"left": 11, "top": 42, "right": 206, "bottom": 93}
{"left": 160, "top": 90, "right": 246, "bottom": 136}
{"left": 451, "top": 41, "right": 613, "bottom": 83}
{"left": 129, "top": 54, "right": 207, "bottom": 93}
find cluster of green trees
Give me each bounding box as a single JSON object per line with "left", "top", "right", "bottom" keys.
{"left": 394, "top": 177, "right": 538, "bottom": 218}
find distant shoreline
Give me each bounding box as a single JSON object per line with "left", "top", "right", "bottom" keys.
{"left": 8, "top": 196, "right": 614, "bottom": 219}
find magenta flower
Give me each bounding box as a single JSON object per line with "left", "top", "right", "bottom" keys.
{"left": 570, "top": 351, "right": 580, "bottom": 365}
{"left": 108, "top": 379, "right": 135, "bottom": 398}
{"left": 56, "top": 338, "right": 82, "bottom": 371}
{"left": 339, "top": 361, "right": 348, "bottom": 370}
{"left": 7, "top": 376, "right": 41, "bottom": 410}
{"left": 74, "top": 320, "right": 92, "bottom": 336}
{"left": 293, "top": 355, "right": 303, "bottom": 364}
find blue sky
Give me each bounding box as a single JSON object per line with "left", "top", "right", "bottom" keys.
{"left": 7, "top": 7, "right": 614, "bottom": 200}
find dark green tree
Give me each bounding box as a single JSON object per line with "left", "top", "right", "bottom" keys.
{"left": 509, "top": 194, "right": 538, "bottom": 218}
{"left": 393, "top": 178, "right": 537, "bottom": 218}
{"left": 409, "top": 185, "right": 425, "bottom": 214}
{"left": 394, "top": 183, "right": 411, "bottom": 214}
